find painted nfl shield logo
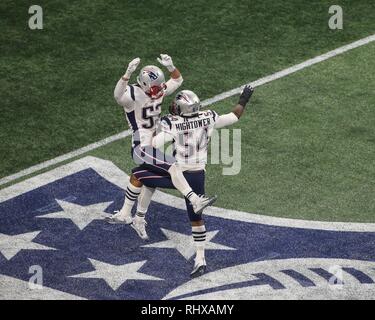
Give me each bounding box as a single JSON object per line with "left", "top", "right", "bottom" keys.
{"left": 0, "top": 157, "right": 374, "bottom": 300}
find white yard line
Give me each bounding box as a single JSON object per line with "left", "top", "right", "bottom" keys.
{"left": 202, "top": 34, "right": 375, "bottom": 106}
{"left": 1, "top": 33, "right": 374, "bottom": 186}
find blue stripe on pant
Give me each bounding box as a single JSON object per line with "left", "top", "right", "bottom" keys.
{"left": 131, "top": 145, "right": 176, "bottom": 175}
{"left": 132, "top": 167, "right": 205, "bottom": 222}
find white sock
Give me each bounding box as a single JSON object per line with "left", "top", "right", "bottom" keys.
{"left": 192, "top": 225, "right": 206, "bottom": 263}
{"left": 168, "top": 164, "right": 197, "bottom": 201}
{"left": 134, "top": 211, "right": 146, "bottom": 223}
{"left": 136, "top": 186, "right": 155, "bottom": 217}
{"left": 117, "top": 183, "right": 141, "bottom": 219}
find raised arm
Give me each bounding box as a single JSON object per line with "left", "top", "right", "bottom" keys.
{"left": 114, "top": 57, "right": 141, "bottom": 105}
{"left": 152, "top": 117, "right": 175, "bottom": 148}
{"left": 157, "top": 54, "right": 183, "bottom": 96}
{"left": 214, "top": 85, "right": 254, "bottom": 129}
{"left": 152, "top": 131, "right": 174, "bottom": 148}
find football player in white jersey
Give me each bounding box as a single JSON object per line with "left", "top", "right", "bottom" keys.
{"left": 129, "top": 85, "right": 254, "bottom": 277}
{"left": 107, "top": 55, "right": 217, "bottom": 228}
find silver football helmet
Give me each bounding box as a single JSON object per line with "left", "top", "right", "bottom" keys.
{"left": 171, "top": 90, "right": 201, "bottom": 116}
{"left": 137, "top": 65, "right": 166, "bottom": 99}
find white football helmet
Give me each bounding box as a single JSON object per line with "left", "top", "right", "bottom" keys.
{"left": 137, "top": 65, "right": 166, "bottom": 99}
{"left": 170, "top": 90, "right": 201, "bottom": 116}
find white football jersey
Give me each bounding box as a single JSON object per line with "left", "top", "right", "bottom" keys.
{"left": 160, "top": 110, "right": 219, "bottom": 170}
{"left": 120, "top": 84, "right": 162, "bottom": 147}
{"left": 114, "top": 76, "right": 183, "bottom": 147}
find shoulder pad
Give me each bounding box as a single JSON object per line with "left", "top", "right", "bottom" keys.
{"left": 160, "top": 116, "right": 172, "bottom": 130}
{"left": 199, "top": 110, "right": 217, "bottom": 121}
{"left": 127, "top": 84, "right": 135, "bottom": 101}
{"left": 211, "top": 110, "right": 218, "bottom": 121}
{"left": 168, "top": 115, "right": 180, "bottom": 122}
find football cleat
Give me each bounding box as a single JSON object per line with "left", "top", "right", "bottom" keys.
{"left": 104, "top": 211, "right": 133, "bottom": 225}
{"left": 131, "top": 218, "right": 149, "bottom": 240}
{"left": 190, "top": 260, "right": 207, "bottom": 278}
{"left": 192, "top": 195, "right": 218, "bottom": 215}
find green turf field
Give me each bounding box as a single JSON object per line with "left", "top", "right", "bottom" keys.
{"left": 89, "top": 42, "right": 375, "bottom": 223}
{"left": 1, "top": 1, "right": 374, "bottom": 222}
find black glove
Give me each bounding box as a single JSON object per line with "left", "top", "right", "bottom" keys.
{"left": 238, "top": 85, "right": 254, "bottom": 107}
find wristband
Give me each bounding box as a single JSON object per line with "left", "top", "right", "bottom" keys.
{"left": 166, "top": 65, "right": 176, "bottom": 73}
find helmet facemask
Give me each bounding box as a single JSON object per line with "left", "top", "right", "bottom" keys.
{"left": 149, "top": 83, "right": 166, "bottom": 99}
{"left": 169, "top": 101, "right": 180, "bottom": 115}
